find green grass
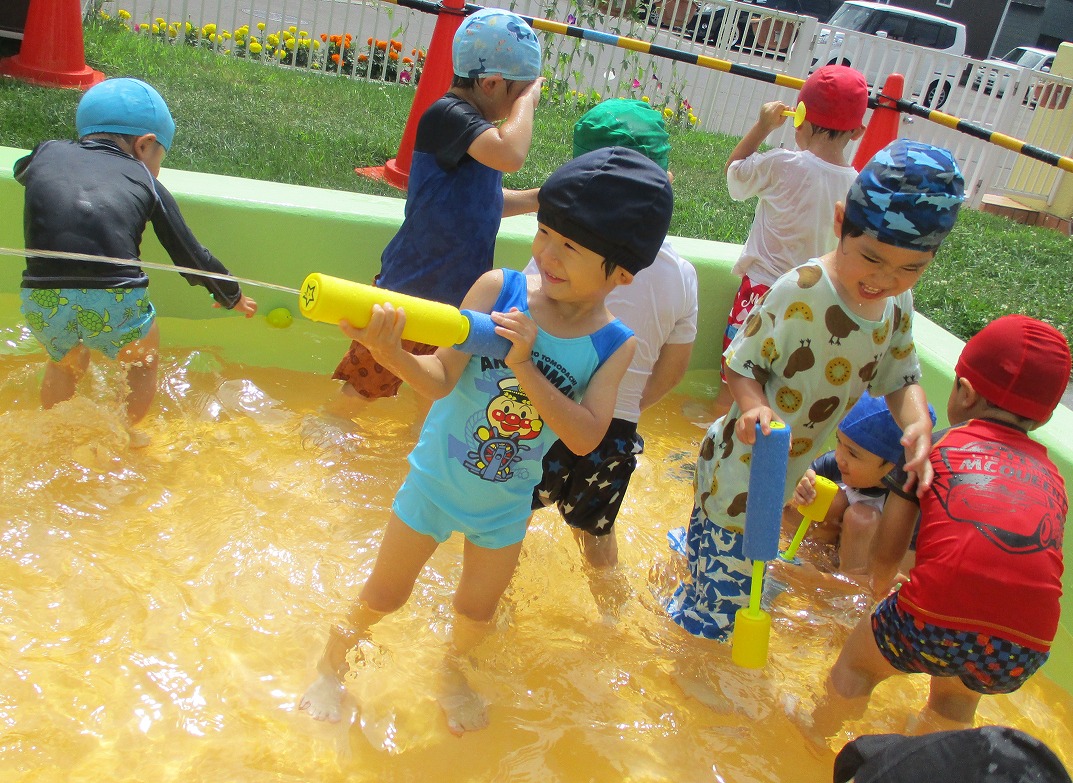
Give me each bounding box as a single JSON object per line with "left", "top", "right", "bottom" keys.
{"left": 1, "top": 25, "right": 1070, "bottom": 345}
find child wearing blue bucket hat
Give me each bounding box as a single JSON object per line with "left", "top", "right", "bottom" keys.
{"left": 332, "top": 8, "right": 545, "bottom": 412}
{"left": 787, "top": 391, "right": 936, "bottom": 574}
{"left": 14, "top": 77, "right": 257, "bottom": 440}
{"left": 667, "top": 139, "right": 964, "bottom": 642}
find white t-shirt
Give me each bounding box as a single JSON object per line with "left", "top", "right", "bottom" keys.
{"left": 523, "top": 239, "right": 698, "bottom": 423}
{"left": 727, "top": 149, "right": 858, "bottom": 286}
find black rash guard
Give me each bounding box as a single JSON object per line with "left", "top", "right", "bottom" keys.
{"left": 15, "top": 138, "right": 242, "bottom": 308}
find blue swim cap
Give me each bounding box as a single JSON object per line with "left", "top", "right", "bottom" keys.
{"left": 453, "top": 9, "right": 542, "bottom": 81}
{"left": 76, "top": 78, "right": 176, "bottom": 152}
{"left": 844, "top": 140, "right": 964, "bottom": 250}
{"left": 839, "top": 391, "right": 936, "bottom": 465}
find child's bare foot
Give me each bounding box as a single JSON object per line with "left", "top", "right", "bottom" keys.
{"left": 780, "top": 693, "right": 831, "bottom": 752}
{"left": 298, "top": 673, "right": 348, "bottom": 723}
{"left": 436, "top": 664, "right": 488, "bottom": 736}
{"left": 126, "top": 428, "right": 151, "bottom": 449}
{"left": 670, "top": 661, "right": 733, "bottom": 713}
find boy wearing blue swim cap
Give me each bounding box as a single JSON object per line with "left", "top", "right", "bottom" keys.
{"left": 332, "top": 9, "right": 545, "bottom": 411}
{"left": 15, "top": 77, "right": 257, "bottom": 439}
{"left": 788, "top": 391, "right": 935, "bottom": 574}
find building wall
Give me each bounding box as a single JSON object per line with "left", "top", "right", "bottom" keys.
{"left": 994, "top": 5, "right": 1047, "bottom": 54}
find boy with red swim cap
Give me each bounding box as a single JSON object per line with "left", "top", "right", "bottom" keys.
{"left": 802, "top": 314, "right": 1071, "bottom": 741}
{"left": 713, "top": 65, "right": 869, "bottom": 418}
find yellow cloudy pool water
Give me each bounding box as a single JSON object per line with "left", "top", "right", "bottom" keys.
{"left": 1, "top": 325, "right": 1071, "bottom": 782}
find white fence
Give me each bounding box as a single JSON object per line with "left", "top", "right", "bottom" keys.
{"left": 92, "top": 0, "right": 1073, "bottom": 209}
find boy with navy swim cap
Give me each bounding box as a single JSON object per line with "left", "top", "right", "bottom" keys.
{"left": 713, "top": 65, "right": 868, "bottom": 418}
{"left": 801, "top": 314, "right": 1070, "bottom": 744}
{"left": 301, "top": 147, "right": 673, "bottom": 735}
{"left": 333, "top": 8, "right": 544, "bottom": 408}
{"left": 667, "top": 139, "right": 963, "bottom": 643}
{"left": 525, "top": 99, "right": 698, "bottom": 576}
{"left": 788, "top": 392, "right": 935, "bottom": 574}
{"left": 15, "top": 77, "right": 257, "bottom": 435}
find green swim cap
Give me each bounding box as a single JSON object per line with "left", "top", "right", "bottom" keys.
{"left": 572, "top": 99, "right": 670, "bottom": 171}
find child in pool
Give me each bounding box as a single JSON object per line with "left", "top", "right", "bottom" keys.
{"left": 332, "top": 8, "right": 544, "bottom": 410}
{"left": 15, "top": 78, "right": 257, "bottom": 435}
{"left": 787, "top": 391, "right": 934, "bottom": 574}
{"left": 667, "top": 139, "right": 965, "bottom": 641}
{"left": 299, "top": 147, "right": 674, "bottom": 734}
{"left": 712, "top": 65, "right": 868, "bottom": 419}
{"left": 802, "top": 315, "right": 1070, "bottom": 741}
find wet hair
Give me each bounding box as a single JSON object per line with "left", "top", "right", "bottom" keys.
{"left": 452, "top": 74, "right": 477, "bottom": 89}
{"left": 809, "top": 123, "right": 856, "bottom": 141}
{"left": 840, "top": 213, "right": 867, "bottom": 241}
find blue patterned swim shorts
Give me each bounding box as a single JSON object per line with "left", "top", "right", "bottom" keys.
{"left": 871, "top": 591, "right": 1049, "bottom": 695}
{"left": 20, "top": 287, "right": 155, "bottom": 362}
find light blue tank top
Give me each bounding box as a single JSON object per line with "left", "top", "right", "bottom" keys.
{"left": 401, "top": 270, "right": 633, "bottom": 533}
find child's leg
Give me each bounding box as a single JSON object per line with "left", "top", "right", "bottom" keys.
{"left": 41, "top": 345, "right": 90, "bottom": 409}
{"left": 300, "top": 513, "right": 440, "bottom": 722}
{"left": 573, "top": 528, "right": 618, "bottom": 568}
{"left": 837, "top": 502, "right": 882, "bottom": 574}
{"left": 915, "top": 676, "right": 982, "bottom": 731}
{"left": 436, "top": 535, "right": 524, "bottom": 735}
{"left": 805, "top": 610, "right": 896, "bottom": 742}
{"left": 117, "top": 322, "right": 160, "bottom": 426}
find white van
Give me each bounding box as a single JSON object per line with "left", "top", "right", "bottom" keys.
{"left": 815, "top": 1, "right": 967, "bottom": 107}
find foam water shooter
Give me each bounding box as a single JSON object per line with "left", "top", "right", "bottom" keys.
{"left": 778, "top": 475, "right": 839, "bottom": 564}
{"left": 298, "top": 273, "right": 511, "bottom": 359}
{"left": 731, "top": 421, "right": 792, "bottom": 670}
{"left": 781, "top": 100, "right": 807, "bottom": 127}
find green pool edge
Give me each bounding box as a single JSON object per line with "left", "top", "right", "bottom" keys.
{"left": 2, "top": 145, "right": 1071, "bottom": 695}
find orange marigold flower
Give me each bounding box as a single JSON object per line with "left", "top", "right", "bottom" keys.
{"left": 320, "top": 33, "right": 327, "bottom": 41}
{"left": 331, "top": 53, "right": 340, "bottom": 63}
{"left": 390, "top": 39, "right": 402, "bottom": 50}
{"left": 366, "top": 36, "right": 373, "bottom": 44}
{"left": 403, "top": 56, "right": 413, "bottom": 64}
{"left": 375, "top": 40, "right": 387, "bottom": 50}
{"left": 358, "top": 53, "right": 369, "bottom": 62}
{"left": 388, "top": 50, "right": 399, "bottom": 60}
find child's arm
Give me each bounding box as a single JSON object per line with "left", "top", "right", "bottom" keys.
{"left": 467, "top": 78, "right": 545, "bottom": 173}
{"left": 640, "top": 342, "right": 694, "bottom": 412}
{"left": 867, "top": 492, "right": 919, "bottom": 598}
{"left": 723, "top": 101, "right": 789, "bottom": 175}
{"left": 726, "top": 367, "right": 781, "bottom": 444}
{"left": 502, "top": 187, "right": 539, "bottom": 217}
{"left": 506, "top": 323, "right": 636, "bottom": 456}
{"left": 884, "top": 384, "right": 934, "bottom": 495}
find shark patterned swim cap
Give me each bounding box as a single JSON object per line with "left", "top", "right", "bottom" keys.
{"left": 844, "top": 139, "right": 964, "bottom": 250}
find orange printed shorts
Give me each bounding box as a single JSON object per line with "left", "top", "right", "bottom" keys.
{"left": 333, "top": 339, "right": 438, "bottom": 400}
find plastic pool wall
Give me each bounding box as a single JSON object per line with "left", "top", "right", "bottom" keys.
{"left": 1, "top": 144, "right": 1072, "bottom": 697}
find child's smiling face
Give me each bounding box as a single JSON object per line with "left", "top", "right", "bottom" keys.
{"left": 834, "top": 430, "right": 893, "bottom": 489}
{"left": 531, "top": 223, "right": 621, "bottom": 300}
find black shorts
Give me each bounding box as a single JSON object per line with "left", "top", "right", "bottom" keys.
{"left": 531, "top": 417, "right": 644, "bottom": 535}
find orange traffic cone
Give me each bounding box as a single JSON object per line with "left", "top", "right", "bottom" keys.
{"left": 0, "top": 0, "right": 105, "bottom": 89}
{"left": 852, "top": 73, "right": 903, "bottom": 171}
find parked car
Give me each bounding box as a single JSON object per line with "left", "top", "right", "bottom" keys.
{"left": 681, "top": 0, "right": 833, "bottom": 49}
{"left": 971, "top": 46, "right": 1055, "bottom": 98}
{"left": 640, "top": 0, "right": 701, "bottom": 30}
{"left": 815, "top": 1, "right": 967, "bottom": 107}
{"left": 0, "top": 0, "right": 30, "bottom": 41}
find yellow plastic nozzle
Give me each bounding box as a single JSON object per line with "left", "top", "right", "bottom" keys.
{"left": 298, "top": 272, "right": 471, "bottom": 347}
{"left": 782, "top": 100, "right": 807, "bottom": 128}
{"left": 780, "top": 474, "right": 840, "bottom": 562}
{"left": 731, "top": 607, "right": 772, "bottom": 669}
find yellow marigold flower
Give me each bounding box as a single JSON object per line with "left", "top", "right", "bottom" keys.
{"left": 285, "top": 37, "right": 294, "bottom": 49}
{"left": 266, "top": 33, "right": 279, "bottom": 46}
{"left": 663, "top": 108, "right": 674, "bottom": 118}
{"left": 168, "top": 25, "right": 177, "bottom": 37}
{"left": 299, "top": 30, "right": 308, "bottom": 37}
{"left": 155, "top": 17, "right": 165, "bottom": 25}
{"left": 256, "top": 22, "right": 265, "bottom": 30}
{"left": 184, "top": 21, "right": 192, "bottom": 31}
{"left": 202, "top": 23, "right": 216, "bottom": 34}
{"left": 641, "top": 95, "right": 650, "bottom": 103}
{"left": 288, "top": 25, "right": 296, "bottom": 33}
{"left": 238, "top": 25, "right": 248, "bottom": 33}
{"left": 222, "top": 31, "right": 231, "bottom": 40}
{"left": 689, "top": 114, "right": 697, "bottom": 125}
{"left": 313, "top": 39, "right": 320, "bottom": 49}
{"left": 151, "top": 23, "right": 160, "bottom": 33}
{"left": 118, "top": 9, "right": 131, "bottom": 19}
{"left": 249, "top": 40, "right": 262, "bottom": 53}
{"left": 208, "top": 33, "right": 216, "bottom": 42}
{"left": 99, "top": 11, "right": 110, "bottom": 20}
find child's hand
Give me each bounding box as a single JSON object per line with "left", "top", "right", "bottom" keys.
{"left": 900, "top": 419, "right": 934, "bottom": 496}
{"left": 491, "top": 307, "right": 536, "bottom": 368}
{"left": 735, "top": 405, "right": 781, "bottom": 444}
{"left": 758, "top": 101, "right": 789, "bottom": 131}
{"left": 214, "top": 294, "right": 258, "bottom": 318}
{"left": 339, "top": 303, "right": 406, "bottom": 361}
{"left": 521, "top": 77, "right": 546, "bottom": 109}
{"left": 792, "top": 469, "right": 818, "bottom": 508}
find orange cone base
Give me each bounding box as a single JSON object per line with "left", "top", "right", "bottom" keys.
{"left": 0, "top": 55, "right": 105, "bottom": 89}
{"left": 383, "top": 158, "right": 409, "bottom": 191}
{"left": 355, "top": 165, "right": 387, "bottom": 183}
